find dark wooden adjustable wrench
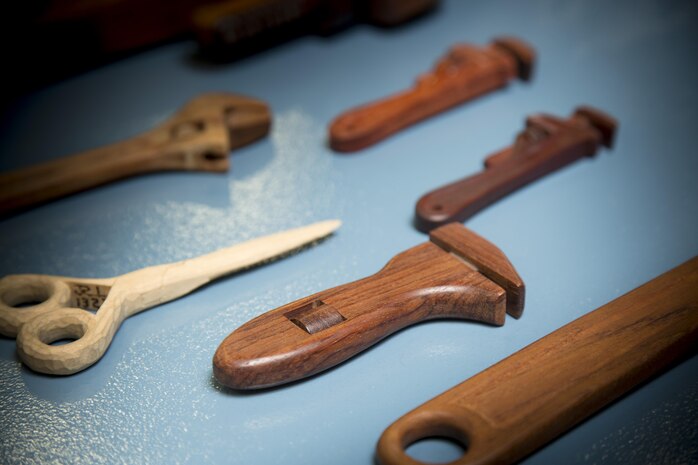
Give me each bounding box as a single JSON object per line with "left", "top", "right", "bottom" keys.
{"left": 415, "top": 106, "right": 618, "bottom": 232}
{"left": 328, "top": 37, "right": 535, "bottom": 152}
{"left": 213, "top": 223, "right": 524, "bottom": 389}
{"left": 377, "top": 256, "right": 698, "bottom": 465}
{"left": 195, "top": 0, "right": 440, "bottom": 60}
{"left": 0, "top": 93, "right": 271, "bottom": 216}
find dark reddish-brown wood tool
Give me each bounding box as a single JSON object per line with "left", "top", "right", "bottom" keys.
{"left": 328, "top": 37, "right": 535, "bottom": 152}
{"left": 196, "top": 0, "right": 439, "bottom": 60}
{"left": 377, "top": 257, "right": 698, "bottom": 465}
{"left": 213, "top": 223, "right": 524, "bottom": 389}
{"left": 415, "top": 106, "right": 617, "bottom": 232}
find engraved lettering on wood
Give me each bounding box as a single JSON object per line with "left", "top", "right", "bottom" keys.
{"left": 68, "top": 282, "right": 112, "bottom": 311}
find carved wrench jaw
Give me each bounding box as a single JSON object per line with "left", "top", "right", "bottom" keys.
{"left": 491, "top": 36, "right": 536, "bottom": 82}
{"left": 573, "top": 106, "right": 617, "bottom": 149}
{"left": 223, "top": 97, "right": 273, "bottom": 151}
{"left": 157, "top": 92, "right": 272, "bottom": 173}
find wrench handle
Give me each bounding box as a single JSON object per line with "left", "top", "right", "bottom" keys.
{"left": 378, "top": 257, "right": 698, "bottom": 465}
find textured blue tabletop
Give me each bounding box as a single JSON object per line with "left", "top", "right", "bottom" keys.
{"left": 1, "top": 1, "right": 697, "bottom": 464}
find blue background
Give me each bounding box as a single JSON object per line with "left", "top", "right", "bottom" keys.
{"left": 1, "top": 0, "right": 697, "bottom": 463}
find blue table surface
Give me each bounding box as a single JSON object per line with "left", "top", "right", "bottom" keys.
{"left": 1, "top": 0, "right": 697, "bottom": 463}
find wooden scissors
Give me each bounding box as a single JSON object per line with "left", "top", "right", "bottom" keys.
{"left": 0, "top": 220, "right": 340, "bottom": 375}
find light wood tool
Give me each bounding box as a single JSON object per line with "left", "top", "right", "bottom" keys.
{"left": 0, "top": 220, "right": 340, "bottom": 375}
{"left": 0, "top": 92, "right": 271, "bottom": 216}
{"left": 377, "top": 257, "right": 698, "bottom": 465}
{"left": 328, "top": 37, "right": 535, "bottom": 152}
{"left": 415, "top": 106, "right": 617, "bottom": 232}
{"left": 213, "top": 223, "right": 524, "bottom": 389}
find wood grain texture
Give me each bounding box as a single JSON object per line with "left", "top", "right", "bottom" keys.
{"left": 415, "top": 106, "right": 618, "bottom": 232}
{"left": 328, "top": 37, "right": 535, "bottom": 152}
{"left": 0, "top": 92, "right": 271, "bottom": 216}
{"left": 194, "top": 0, "right": 439, "bottom": 59}
{"left": 430, "top": 224, "right": 524, "bottom": 318}
{"left": 377, "top": 256, "right": 698, "bottom": 465}
{"left": 366, "top": 0, "right": 439, "bottom": 26}
{"left": 213, "top": 223, "right": 523, "bottom": 389}
{"left": 0, "top": 220, "right": 340, "bottom": 375}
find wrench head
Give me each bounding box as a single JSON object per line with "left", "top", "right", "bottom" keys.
{"left": 163, "top": 92, "right": 271, "bottom": 172}
{"left": 177, "top": 92, "right": 272, "bottom": 150}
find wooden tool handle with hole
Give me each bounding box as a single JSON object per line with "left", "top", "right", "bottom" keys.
{"left": 377, "top": 256, "right": 698, "bottom": 465}
{"left": 328, "top": 37, "right": 535, "bottom": 153}
{"left": 0, "top": 93, "right": 271, "bottom": 215}
{"left": 213, "top": 223, "right": 524, "bottom": 389}
{"left": 415, "top": 106, "right": 618, "bottom": 232}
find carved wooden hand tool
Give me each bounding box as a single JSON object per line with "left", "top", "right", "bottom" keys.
{"left": 195, "top": 0, "right": 439, "bottom": 60}
{"left": 377, "top": 257, "right": 698, "bottom": 465}
{"left": 415, "top": 106, "right": 617, "bottom": 232}
{"left": 213, "top": 223, "right": 524, "bottom": 389}
{"left": 0, "top": 220, "right": 340, "bottom": 375}
{"left": 0, "top": 92, "right": 271, "bottom": 216}
{"left": 328, "top": 37, "right": 535, "bottom": 152}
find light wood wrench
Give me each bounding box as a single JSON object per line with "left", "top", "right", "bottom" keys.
{"left": 0, "top": 92, "right": 271, "bottom": 216}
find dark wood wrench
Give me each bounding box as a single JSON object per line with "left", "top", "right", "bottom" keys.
{"left": 415, "top": 106, "right": 617, "bottom": 232}
{"left": 213, "top": 223, "right": 524, "bottom": 390}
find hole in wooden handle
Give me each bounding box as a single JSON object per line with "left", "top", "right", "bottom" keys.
{"left": 16, "top": 307, "right": 98, "bottom": 374}
{"left": 0, "top": 280, "right": 54, "bottom": 308}
{"left": 399, "top": 414, "right": 470, "bottom": 461}
{"left": 37, "top": 316, "right": 89, "bottom": 346}
{"left": 285, "top": 300, "right": 346, "bottom": 334}
{"left": 377, "top": 407, "right": 472, "bottom": 465}
{"left": 405, "top": 436, "right": 468, "bottom": 464}
{"left": 171, "top": 120, "right": 206, "bottom": 139}
{"left": 0, "top": 275, "right": 73, "bottom": 337}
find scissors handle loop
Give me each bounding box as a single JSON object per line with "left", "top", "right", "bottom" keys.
{"left": 0, "top": 275, "right": 73, "bottom": 337}
{"left": 17, "top": 307, "right": 103, "bottom": 375}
